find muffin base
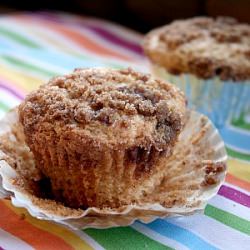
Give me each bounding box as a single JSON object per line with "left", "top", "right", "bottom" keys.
{"left": 0, "top": 109, "right": 227, "bottom": 229}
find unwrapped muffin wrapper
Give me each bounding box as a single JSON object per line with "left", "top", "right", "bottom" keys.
{"left": 151, "top": 65, "right": 250, "bottom": 128}
{"left": 0, "top": 109, "right": 227, "bottom": 229}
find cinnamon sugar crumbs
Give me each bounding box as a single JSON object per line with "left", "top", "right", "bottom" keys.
{"left": 144, "top": 17, "right": 250, "bottom": 81}
{"left": 19, "top": 67, "right": 186, "bottom": 151}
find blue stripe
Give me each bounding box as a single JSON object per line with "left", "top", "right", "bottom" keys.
{"left": 140, "top": 219, "right": 218, "bottom": 250}
{"left": 0, "top": 33, "right": 125, "bottom": 69}
{"left": 219, "top": 126, "right": 250, "bottom": 153}
{"left": 0, "top": 38, "right": 108, "bottom": 69}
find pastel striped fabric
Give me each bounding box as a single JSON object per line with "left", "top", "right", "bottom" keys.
{"left": 0, "top": 12, "right": 249, "bottom": 250}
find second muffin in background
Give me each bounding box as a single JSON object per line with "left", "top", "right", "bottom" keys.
{"left": 144, "top": 17, "right": 250, "bottom": 127}
{"left": 19, "top": 68, "right": 186, "bottom": 209}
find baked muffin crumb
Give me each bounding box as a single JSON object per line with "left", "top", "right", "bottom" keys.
{"left": 18, "top": 68, "right": 186, "bottom": 208}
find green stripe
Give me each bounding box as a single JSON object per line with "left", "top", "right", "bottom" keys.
{"left": 0, "top": 27, "right": 41, "bottom": 49}
{"left": 84, "top": 227, "right": 172, "bottom": 250}
{"left": 0, "top": 101, "right": 9, "bottom": 112}
{"left": 205, "top": 205, "right": 250, "bottom": 235}
{"left": 231, "top": 113, "right": 250, "bottom": 130}
{"left": 2, "top": 55, "right": 58, "bottom": 77}
{"left": 226, "top": 147, "right": 250, "bottom": 162}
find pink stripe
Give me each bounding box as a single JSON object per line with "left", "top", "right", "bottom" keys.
{"left": 39, "top": 13, "right": 143, "bottom": 56}
{"left": 218, "top": 185, "right": 250, "bottom": 208}
{"left": 27, "top": 12, "right": 143, "bottom": 56}
{"left": 0, "top": 81, "right": 25, "bottom": 100}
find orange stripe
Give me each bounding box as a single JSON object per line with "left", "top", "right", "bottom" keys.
{"left": 0, "top": 200, "right": 73, "bottom": 250}
{"left": 226, "top": 173, "right": 250, "bottom": 192}
{"left": 13, "top": 15, "right": 132, "bottom": 61}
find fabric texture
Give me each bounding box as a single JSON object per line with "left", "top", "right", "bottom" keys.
{"left": 0, "top": 11, "right": 249, "bottom": 250}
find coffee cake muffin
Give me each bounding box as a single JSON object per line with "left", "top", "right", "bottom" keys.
{"left": 144, "top": 17, "right": 250, "bottom": 127}
{"left": 18, "top": 68, "right": 186, "bottom": 209}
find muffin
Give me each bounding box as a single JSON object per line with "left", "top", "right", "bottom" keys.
{"left": 18, "top": 68, "right": 186, "bottom": 209}
{"left": 144, "top": 17, "right": 250, "bottom": 127}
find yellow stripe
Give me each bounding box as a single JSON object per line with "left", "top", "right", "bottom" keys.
{"left": 4, "top": 200, "right": 93, "bottom": 250}
{"left": 0, "top": 65, "right": 44, "bottom": 93}
{"left": 228, "top": 158, "right": 250, "bottom": 183}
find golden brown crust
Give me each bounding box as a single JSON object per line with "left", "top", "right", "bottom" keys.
{"left": 19, "top": 68, "right": 186, "bottom": 151}
{"left": 144, "top": 17, "right": 250, "bottom": 81}
{"left": 18, "top": 68, "right": 186, "bottom": 208}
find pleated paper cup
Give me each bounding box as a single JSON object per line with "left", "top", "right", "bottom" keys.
{"left": 0, "top": 109, "right": 227, "bottom": 229}
{"left": 151, "top": 65, "right": 250, "bottom": 128}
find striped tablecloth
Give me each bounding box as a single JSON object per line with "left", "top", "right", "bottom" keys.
{"left": 0, "top": 12, "right": 249, "bottom": 250}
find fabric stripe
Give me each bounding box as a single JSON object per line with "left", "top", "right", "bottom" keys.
{"left": 84, "top": 227, "right": 170, "bottom": 250}
{"left": 1, "top": 55, "right": 59, "bottom": 77}
{"left": 0, "top": 83, "right": 24, "bottom": 100}
{"left": 39, "top": 13, "right": 143, "bottom": 56}
{"left": 219, "top": 124, "right": 250, "bottom": 153}
{"left": 228, "top": 158, "right": 250, "bottom": 183}
{"left": 218, "top": 185, "right": 250, "bottom": 207}
{"left": 14, "top": 15, "right": 133, "bottom": 61}
{"left": 0, "top": 200, "right": 74, "bottom": 250}
{"left": 36, "top": 12, "right": 143, "bottom": 56}
{"left": 4, "top": 200, "right": 93, "bottom": 250}
{"left": 0, "top": 89, "right": 21, "bottom": 108}
{"left": 205, "top": 205, "right": 250, "bottom": 235}
{"left": 226, "top": 145, "right": 250, "bottom": 162}
{"left": 0, "top": 27, "right": 41, "bottom": 49}
{"left": 143, "top": 219, "right": 218, "bottom": 250}
{"left": 227, "top": 147, "right": 250, "bottom": 161}
{"left": 226, "top": 173, "right": 250, "bottom": 192}
{"left": 132, "top": 222, "right": 189, "bottom": 250}
{"left": 209, "top": 195, "right": 250, "bottom": 221}
{"left": 0, "top": 101, "right": 8, "bottom": 112}
{"left": 0, "top": 66, "right": 42, "bottom": 93}
{"left": 64, "top": 226, "right": 104, "bottom": 250}
{"left": 0, "top": 18, "right": 147, "bottom": 71}
{"left": 0, "top": 228, "right": 34, "bottom": 250}
{"left": 166, "top": 214, "right": 250, "bottom": 250}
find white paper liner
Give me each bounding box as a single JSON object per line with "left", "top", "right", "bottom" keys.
{"left": 0, "top": 109, "right": 227, "bottom": 229}
{"left": 150, "top": 64, "right": 250, "bottom": 128}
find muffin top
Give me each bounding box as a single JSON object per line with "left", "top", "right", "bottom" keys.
{"left": 144, "top": 17, "right": 250, "bottom": 81}
{"left": 19, "top": 68, "right": 186, "bottom": 151}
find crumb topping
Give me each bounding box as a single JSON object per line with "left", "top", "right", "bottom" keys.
{"left": 144, "top": 17, "right": 250, "bottom": 81}
{"left": 19, "top": 68, "right": 186, "bottom": 151}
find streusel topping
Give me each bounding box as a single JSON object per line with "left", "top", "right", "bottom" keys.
{"left": 144, "top": 17, "right": 250, "bottom": 81}
{"left": 19, "top": 68, "right": 186, "bottom": 151}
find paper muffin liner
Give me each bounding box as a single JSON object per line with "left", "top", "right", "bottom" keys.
{"left": 151, "top": 65, "right": 250, "bottom": 128}
{"left": 0, "top": 109, "right": 227, "bottom": 229}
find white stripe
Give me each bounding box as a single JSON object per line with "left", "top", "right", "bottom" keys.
{"left": 60, "top": 225, "right": 104, "bottom": 250}
{"left": 0, "top": 110, "right": 6, "bottom": 119}
{"left": 208, "top": 195, "right": 250, "bottom": 221}
{"left": 1, "top": 50, "right": 69, "bottom": 75}
{"left": 0, "top": 89, "right": 20, "bottom": 108}
{"left": 228, "top": 155, "right": 250, "bottom": 166}
{"left": 0, "top": 228, "right": 34, "bottom": 250}
{"left": 227, "top": 143, "right": 250, "bottom": 155}
{"left": 132, "top": 222, "right": 189, "bottom": 250}
{"left": 226, "top": 123, "right": 250, "bottom": 135}
{"left": 166, "top": 214, "right": 250, "bottom": 250}
{"left": 0, "top": 57, "right": 48, "bottom": 81}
